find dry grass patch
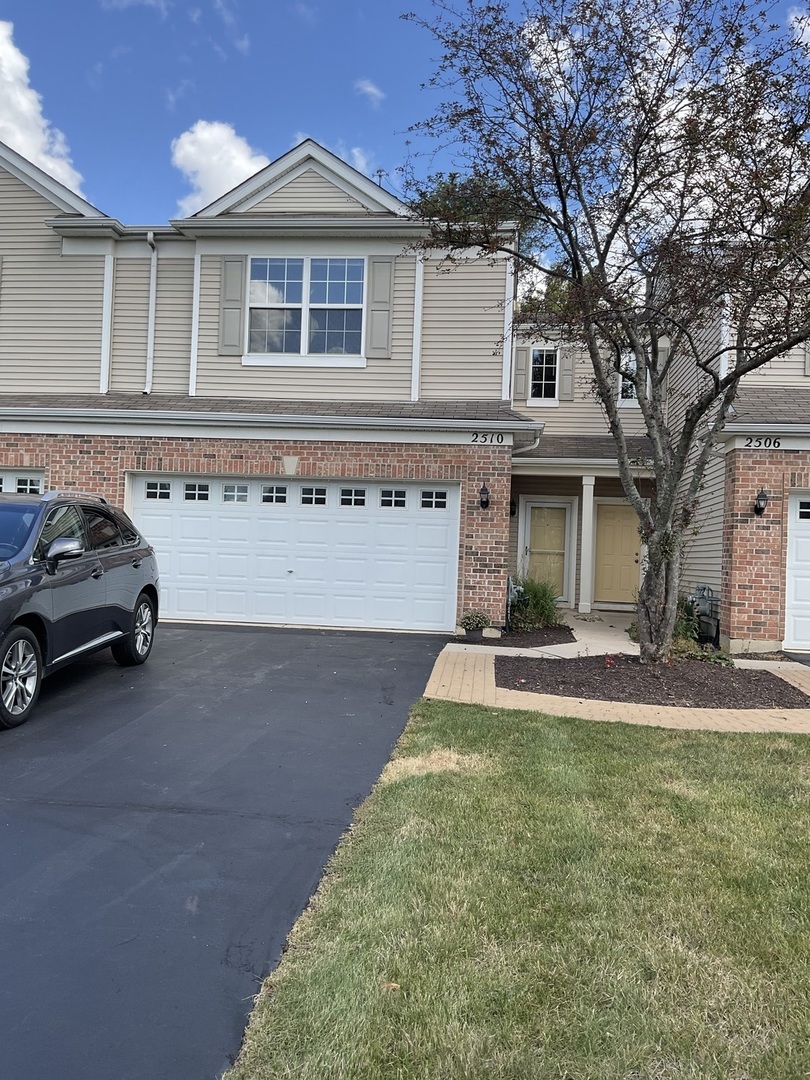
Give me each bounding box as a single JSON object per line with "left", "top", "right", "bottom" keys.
{"left": 379, "top": 747, "right": 495, "bottom": 783}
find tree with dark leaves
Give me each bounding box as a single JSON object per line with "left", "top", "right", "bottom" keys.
{"left": 404, "top": 0, "right": 810, "bottom": 661}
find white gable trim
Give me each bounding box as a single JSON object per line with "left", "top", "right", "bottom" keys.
{"left": 0, "top": 139, "right": 107, "bottom": 218}
{"left": 192, "top": 139, "right": 407, "bottom": 219}
{"left": 228, "top": 160, "right": 388, "bottom": 215}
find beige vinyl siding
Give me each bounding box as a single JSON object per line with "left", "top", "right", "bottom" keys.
{"left": 235, "top": 170, "right": 372, "bottom": 216}
{"left": 680, "top": 452, "right": 724, "bottom": 596}
{"left": 419, "top": 259, "right": 506, "bottom": 399}
{"left": 152, "top": 258, "right": 194, "bottom": 393}
{"left": 194, "top": 254, "right": 414, "bottom": 401}
{"left": 0, "top": 168, "right": 104, "bottom": 391}
{"left": 110, "top": 259, "right": 149, "bottom": 391}
{"left": 745, "top": 345, "right": 809, "bottom": 385}
{"left": 512, "top": 346, "right": 646, "bottom": 438}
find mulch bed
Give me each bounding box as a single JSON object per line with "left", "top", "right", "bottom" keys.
{"left": 495, "top": 652, "right": 810, "bottom": 709}
{"left": 465, "top": 625, "right": 577, "bottom": 648}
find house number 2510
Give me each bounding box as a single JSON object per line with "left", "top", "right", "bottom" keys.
{"left": 470, "top": 432, "right": 505, "bottom": 444}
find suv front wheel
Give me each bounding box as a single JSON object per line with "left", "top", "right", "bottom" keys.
{"left": 0, "top": 627, "right": 43, "bottom": 729}
{"left": 112, "top": 593, "right": 155, "bottom": 667}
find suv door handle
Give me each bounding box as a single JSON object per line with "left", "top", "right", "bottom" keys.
{"left": 91, "top": 567, "right": 105, "bottom": 579}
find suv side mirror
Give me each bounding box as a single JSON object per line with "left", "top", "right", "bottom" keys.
{"left": 45, "top": 537, "right": 85, "bottom": 574}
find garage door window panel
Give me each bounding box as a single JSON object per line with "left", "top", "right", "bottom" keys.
{"left": 340, "top": 489, "right": 366, "bottom": 507}
{"left": 184, "top": 483, "right": 209, "bottom": 502}
{"left": 262, "top": 485, "right": 287, "bottom": 504}
{"left": 301, "top": 487, "right": 327, "bottom": 506}
{"left": 381, "top": 489, "right": 407, "bottom": 508}
{"left": 223, "top": 484, "right": 249, "bottom": 503}
{"left": 146, "top": 481, "right": 172, "bottom": 500}
{"left": 421, "top": 490, "right": 448, "bottom": 509}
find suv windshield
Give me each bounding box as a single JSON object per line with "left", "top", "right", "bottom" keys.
{"left": 0, "top": 505, "right": 38, "bottom": 559}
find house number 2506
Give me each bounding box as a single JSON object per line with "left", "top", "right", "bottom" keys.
{"left": 470, "top": 432, "right": 505, "bottom": 444}
{"left": 744, "top": 437, "right": 781, "bottom": 448}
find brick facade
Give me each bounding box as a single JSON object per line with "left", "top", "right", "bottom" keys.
{"left": 0, "top": 431, "right": 513, "bottom": 627}
{"left": 721, "top": 448, "right": 810, "bottom": 651}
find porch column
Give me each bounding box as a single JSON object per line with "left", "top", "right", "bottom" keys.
{"left": 579, "top": 475, "right": 596, "bottom": 613}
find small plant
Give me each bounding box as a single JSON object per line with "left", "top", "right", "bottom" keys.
{"left": 509, "top": 578, "right": 562, "bottom": 631}
{"left": 459, "top": 609, "right": 490, "bottom": 631}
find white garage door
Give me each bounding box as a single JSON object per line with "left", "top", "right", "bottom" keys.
{"left": 785, "top": 492, "right": 810, "bottom": 650}
{"left": 130, "top": 475, "right": 459, "bottom": 632}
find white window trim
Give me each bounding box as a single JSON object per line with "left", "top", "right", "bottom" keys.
{"left": 243, "top": 255, "right": 368, "bottom": 368}
{"left": 518, "top": 496, "right": 579, "bottom": 605}
{"left": 525, "top": 345, "right": 560, "bottom": 408}
{"left": 617, "top": 353, "right": 642, "bottom": 408}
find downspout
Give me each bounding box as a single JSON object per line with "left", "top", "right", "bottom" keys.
{"left": 512, "top": 433, "right": 542, "bottom": 455}
{"left": 144, "top": 231, "right": 158, "bottom": 394}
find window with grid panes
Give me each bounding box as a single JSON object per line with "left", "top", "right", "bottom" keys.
{"left": 530, "top": 348, "right": 558, "bottom": 399}
{"left": 248, "top": 257, "right": 364, "bottom": 356}
{"left": 146, "top": 481, "right": 171, "bottom": 500}
{"left": 262, "top": 485, "right": 287, "bottom": 504}
{"left": 223, "top": 484, "right": 249, "bottom": 503}
{"left": 381, "top": 489, "right": 407, "bottom": 508}
{"left": 184, "top": 483, "right": 210, "bottom": 501}
{"left": 421, "top": 490, "right": 447, "bottom": 509}
{"left": 301, "top": 486, "right": 327, "bottom": 505}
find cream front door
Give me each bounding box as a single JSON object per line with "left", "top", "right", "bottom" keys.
{"left": 524, "top": 504, "right": 568, "bottom": 598}
{"left": 594, "top": 504, "right": 639, "bottom": 604}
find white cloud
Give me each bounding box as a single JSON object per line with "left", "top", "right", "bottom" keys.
{"left": 0, "top": 21, "right": 85, "bottom": 196}
{"left": 290, "top": 131, "right": 375, "bottom": 179}
{"left": 100, "top": 0, "right": 168, "bottom": 17}
{"left": 171, "top": 119, "right": 269, "bottom": 215}
{"left": 294, "top": 3, "right": 317, "bottom": 23}
{"left": 789, "top": 6, "right": 810, "bottom": 44}
{"left": 355, "top": 77, "right": 385, "bottom": 109}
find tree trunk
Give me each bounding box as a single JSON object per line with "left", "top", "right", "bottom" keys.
{"left": 636, "top": 537, "right": 682, "bottom": 663}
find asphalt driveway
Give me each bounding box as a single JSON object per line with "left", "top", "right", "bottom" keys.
{"left": 0, "top": 624, "right": 446, "bottom": 1080}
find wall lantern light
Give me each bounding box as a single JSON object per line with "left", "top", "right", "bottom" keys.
{"left": 754, "top": 489, "right": 768, "bottom": 516}
{"left": 510, "top": 498, "right": 517, "bottom": 517}
{"left": 479, "top": 482, "right": 491, "bottom": 510}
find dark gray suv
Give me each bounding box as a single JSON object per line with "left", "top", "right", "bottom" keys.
{"left": 0, "top": 491, "right": 160, "bottom": 728}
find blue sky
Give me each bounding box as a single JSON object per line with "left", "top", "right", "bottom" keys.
{"left": 0, "top": 1, "right": 444, "bottom": 223}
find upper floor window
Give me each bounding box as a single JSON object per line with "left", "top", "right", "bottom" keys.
{"left": 248, "top": 257, "right": 364, "bottom": 356}
{"left": 530, "top": 348, "right": 558, "bottom": 400}
{"left": 619, "top": 354, "right": 639, "bottom": 402}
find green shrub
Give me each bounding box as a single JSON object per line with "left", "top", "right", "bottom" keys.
{"left": 509, "top": 578, "right": 562, "bottom": 631}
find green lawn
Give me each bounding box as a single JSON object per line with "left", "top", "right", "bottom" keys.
{"left": 225, "top": 701, "right": 810, "bottom": 1080}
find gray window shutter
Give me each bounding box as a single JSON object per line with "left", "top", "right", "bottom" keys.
{"left": 513, "top": 347, "right": 529, "bottom": 399}
{"left": 559, "top": 349, "right": 575, "bottom": 400}
{"left": 805, "top": 344, "right": 810, "bottom": 377}
{"left": 218, "top": 256, "right": 246, "bottom": 356}
{"left": 365, "top": 256, "right": 394, "bottom": 359}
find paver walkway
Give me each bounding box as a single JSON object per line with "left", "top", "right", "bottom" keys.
{"left": 425, "top": 644, "right": 810, "bottom": 733}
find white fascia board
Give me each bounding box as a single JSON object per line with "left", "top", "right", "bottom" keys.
{"left": 0, "top": 140, "right": 107, "bottom": 217}
{"left": 720, "top": 424, "right": 810, "bottom": 438}
{"left": 170, "top": 217, "right": 427, "bottom": 241}
{"left": 0, "top": 414, "right": 535, "bottom": 445}
{"left": 193, "top": 140, "right": 408, "bottom": 218}
{"left": 511, "top": 456, "right": 653, "bottom": 477}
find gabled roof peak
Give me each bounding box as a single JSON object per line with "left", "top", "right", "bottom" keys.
{"left": 0, "top": 139, "right": 108, "bottom": 218}
{"left": 188, "top": 138, "right": 408, "bottom": 219}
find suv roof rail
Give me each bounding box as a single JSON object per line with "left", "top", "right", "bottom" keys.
{"left": 42, "top": 490, "right": 109, "bottom": 504}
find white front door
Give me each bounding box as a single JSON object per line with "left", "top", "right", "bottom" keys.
{"left": 785, "top": 492, "right": 810, "bottom": 649}
{"left": 130, "top": 476, "right": 460, "bottom": 632}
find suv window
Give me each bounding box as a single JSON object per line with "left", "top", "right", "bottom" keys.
{"left": 83, "top": 507, "right": 124, "bottom": 550}
{"left": 35, "top": 505, "right": 87, "bottom": 561}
